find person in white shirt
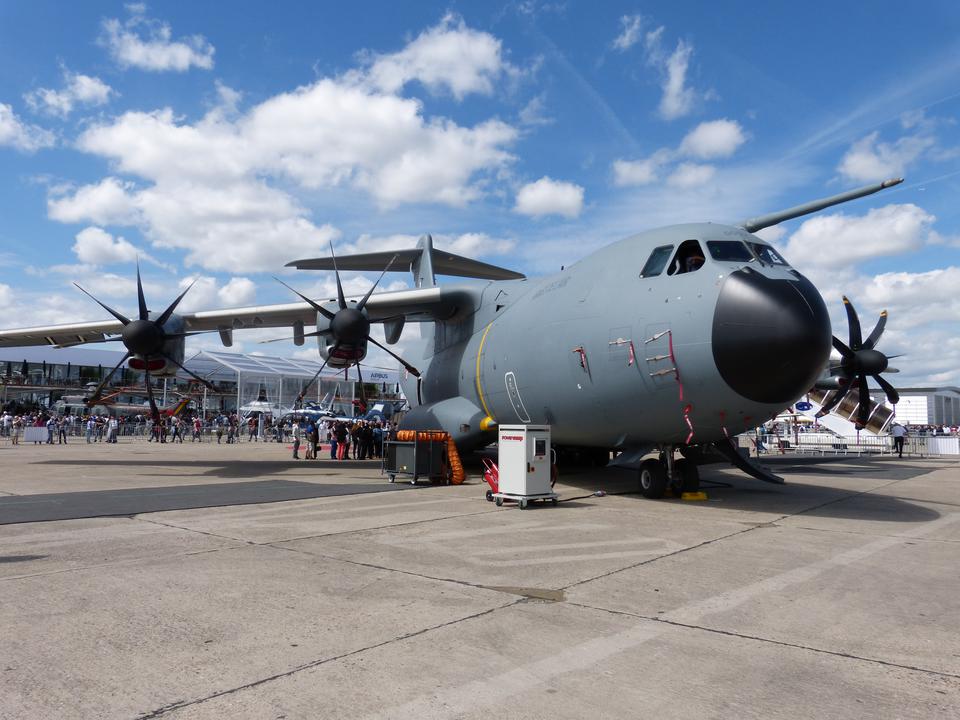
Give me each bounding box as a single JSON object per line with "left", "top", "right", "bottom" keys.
{"left": 890, "top": 423, "right": 908, "bottom": 458}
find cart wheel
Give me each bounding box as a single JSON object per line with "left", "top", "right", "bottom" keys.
{"left": 519, "top": 499, "right": 528, "bottom": 510}
{"left": 388, "top": 475, "right": 396, "bottom": 483}
{"left": 552, "top": 498, "right": 559, "bottom": 506}
{"left": 410, "top": 478, "right": 417, "bottom": 485}
{"left": 486, "top": 490, "right": 493, "bottom": 502}
{"left": 495, "top": 497, "right": 503, "bottom": 507}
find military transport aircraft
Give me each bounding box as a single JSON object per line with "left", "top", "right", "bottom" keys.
{"left": 0, "top": 178, "right": 905, "bottom": 497}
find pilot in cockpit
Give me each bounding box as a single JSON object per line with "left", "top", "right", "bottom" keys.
{"left": 684, "top": 250, "right": 705, "bottom": 273}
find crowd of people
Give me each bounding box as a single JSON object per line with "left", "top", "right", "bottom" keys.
{"left": 290, "top": 418, "right": 388, "bottom": 460}
{"left": 0, "top": 410, "right": 396, "bottom": 460}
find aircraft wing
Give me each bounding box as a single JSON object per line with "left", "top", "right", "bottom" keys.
{"left": 0, "top": 285, "right": 474, "bottom": 348}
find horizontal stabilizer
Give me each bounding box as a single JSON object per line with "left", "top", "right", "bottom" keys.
{"left": 287, "top": 247, "right": 525, "bottom": 281}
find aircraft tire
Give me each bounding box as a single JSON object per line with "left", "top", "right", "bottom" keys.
{"left": 673, "top": 459, "right": 700, "bottom": 493}
{"left": 639, "top": 459, "right": 667, "bottom": 499}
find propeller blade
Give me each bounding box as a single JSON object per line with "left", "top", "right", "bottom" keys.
{"left": 329, "top": 241, "right": 347, "bottom": 310}
{"left": 357, "top": 254, "right": 398, "bottom": 311}
{"left": 863, "top": 310, "right": 887, "bottom": 350}
{"left": 272, "top": 277, "right": 336, "bottom": 320}
{"left": 816, "top": 384, "right": 850, "bottom": 417}
{"left": 831, "top": 335, "right": 854, "bottom": 358}
{"left": 872, "top": 374, "right": 900, "bottom": 405}
{"left": 367, "top": 336, "right": 421, "bottom": 377}
{"left": 86, "top": 351, "right": 132, "bottom": 403}
{"left": 144, "top": 369, "right": 161, "bottom": 423}
{"left": 885, "top": 367, "right": 900, "bottom": 373}
{"left": 856, "top": 374, "right": 871, "bottom": 426}
{"left": 258, "top": 329, "right": 332, "bottom": 344}
{"left": 296, "top": 346, "right": 337, "bottom": 405}
{"left": 155, "top": 279, "right": 197, "bottom": 326}
{"left": 136, "top": 262, "right": 149, "bottom": 321}
{"left": 73, "top": 283, "right": 131, "bottom": 325}
{"left": 842, "top": 296, "right": 863, "bottom": 350}
{"left": 356, "top": 361, "right": 366, "bottom": 408}
{"left": 161, "top": 352, "right": 215, "bottom": 390}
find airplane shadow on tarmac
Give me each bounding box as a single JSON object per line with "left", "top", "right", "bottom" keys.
{"left": 36, "top": 458, "right": 383, "bottom": 479}
{"left": 31, "top": 455, "right": 947, "bottom": 525}
{"left": 548, "top": 456, "right": 945, "bottom": 525}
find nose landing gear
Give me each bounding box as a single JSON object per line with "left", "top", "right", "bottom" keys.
{"left": 638, "top": 447, "right": 701, "bottom": 499}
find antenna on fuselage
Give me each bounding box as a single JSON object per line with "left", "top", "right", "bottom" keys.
{"left": 738, "top": 177, "right": 903, "bottom": 233}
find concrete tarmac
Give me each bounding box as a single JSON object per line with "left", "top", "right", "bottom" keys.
{"left": 0, "top": 439, "right": 957, "bottom": 719}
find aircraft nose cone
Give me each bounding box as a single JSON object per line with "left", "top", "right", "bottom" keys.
{"left": 712, "top": 269, "right": 831, "bottom": 405}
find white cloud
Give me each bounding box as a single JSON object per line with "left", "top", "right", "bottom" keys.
{"left": 658, "top": 40, "right": 696, "bottom": 120}
{"left": 783, "top": 204, "right": 934, "bottom": 269}
{"left": 0, "top": 283, "right": 13, "bottom": 307}
{"left": 48, "top": 17, "right": 523, "bottom": 274}
{"left": 838, "top": 131, "right": 934, "bottom": 183}
{"left": 100, "top": 7, "right": 214, "bottom": 72}
{"left": 48, "top": 178, "right": 141, "bottom": 225}
{"left": 0, "top": 103, "right": 55, "bottom": 152}
{"left": 612, "top": 149, "right": 671, "bottom": 187}
{"left": 680, "top": 119, "right": 746, "bottom": 159}
{"left": 362, "top": 14, "right": 514, "bottom": 100}
{"left": 73, "top": 79, "right": 517, "bottom": 208}
{"left": 175, "top": 275, "right": 257, "bottom": 312}
{"left": 667, "top": 162, "right": 715, "bottom": 188}
{"left": 72, "top": 227, "right": 140, "bottom": 265}
{"left": 218, "top": 277, "right": 256, "bottom": 306}
{"left": 25, "top": 69, "right": 114, "bottom": 118}
{"left": 864, "top": 267, "right": 960, "bottom": 313}
{"left": 613, "top": 15, "right": 643, "bottom": 51}
{"left": 514, "top": 177, "right": 584, "bottom": 218}
{"left": 518, "top": 94, "right": 552, "bottom": 126}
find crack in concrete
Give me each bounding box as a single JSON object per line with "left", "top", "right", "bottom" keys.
{"left": 566, "top": 600, "right": 960, "bottom": 681}
{"left": 135, "top": 599, "right": 521, "bottom": 719}
{"left": 560, "top": 476, "right": 912, "bottom": 592}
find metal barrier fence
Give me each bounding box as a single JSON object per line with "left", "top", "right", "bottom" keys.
{"left": 745, "top": 432, "right": 960, "bottom": 458}
{"left": 0, "top": 424, "right": 287, "bottom": 444}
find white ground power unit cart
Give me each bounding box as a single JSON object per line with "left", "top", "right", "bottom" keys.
{"left": 491, "top": 424, "right": 558, "bottom": 509}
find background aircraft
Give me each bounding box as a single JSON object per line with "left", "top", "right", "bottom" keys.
{"left": 0, "top": 179, "right": 904, "bottom": 497}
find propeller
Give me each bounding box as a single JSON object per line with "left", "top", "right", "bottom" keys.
{"left": 73, "top": 263, "right": 215, "bottom": 422}
{"left": 274, "top": 243, "right": 421, "bottom": 407}
{"left": 817, "top": 296, "right": 900, "bottom": 427}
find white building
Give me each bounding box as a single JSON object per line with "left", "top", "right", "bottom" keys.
{"left": 870, "top": 387, "right": 960, "bottom": 426}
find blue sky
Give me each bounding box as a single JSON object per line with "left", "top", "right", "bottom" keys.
{"left": 1, "top": 1, "right": 959, "bottom": 386}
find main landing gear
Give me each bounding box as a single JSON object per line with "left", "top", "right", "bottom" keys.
{"left": 638, "top": 447, "right": 700, "bottom": 499}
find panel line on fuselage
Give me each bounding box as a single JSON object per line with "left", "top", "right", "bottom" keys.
{"left": 475, "top": 321, "right": 495, "bottom": 421}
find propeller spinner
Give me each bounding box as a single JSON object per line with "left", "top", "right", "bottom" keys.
{"left": 273, "top": 242, "right": 420, "bottom": 408}
{"left": 817, "top": 296, "right": 900, "bottom": 427}
{"left": 70, "top": 264, "right": 215, "bottom": 422}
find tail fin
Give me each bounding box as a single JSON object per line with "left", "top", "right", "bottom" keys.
{"left": 411, "top": 234, "right": 436, "bottom": 288}
{"left": 285, "top": 235, "right": 525, "bottom": 283}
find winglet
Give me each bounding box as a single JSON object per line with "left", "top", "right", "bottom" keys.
{"left": 739, "top": 178, "right": 903, "bottom": 233}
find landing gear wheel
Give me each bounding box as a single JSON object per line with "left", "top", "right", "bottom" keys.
{"left": 486, "top": 490, "right": 494, "bottom": 502}
{"left": 552, "top": 498, "right": 559, "bottom": 506}
{"left": 673, "top": 459, "right": 700, "bottom": 494}
{"left": 495, "top": 497, "right": 503, "bottom": 507}
{"left": 639, "top": 459, "right": 668, "bottom": 499}
{"left": 519, "top": 499, "right": 528, "bottom": 510}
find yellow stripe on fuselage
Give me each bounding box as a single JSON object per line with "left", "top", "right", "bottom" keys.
{"left": 475, "top": 322, "right": 494, "bottom": 420}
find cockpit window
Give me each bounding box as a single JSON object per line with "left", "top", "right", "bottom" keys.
{"left": 707, "top": 240, "right": 754, "bottom": 262}
{"left": 667, "top": 239, "right": 706, "bottom": 275}
{"left": 640, "top": 245, "right": 674, "bottom": 278}
{"left": 748, "top": 242, "right": 789, "bottom": 266}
